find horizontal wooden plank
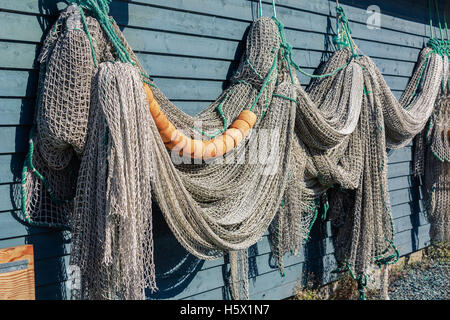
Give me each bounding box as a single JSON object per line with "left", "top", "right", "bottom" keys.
{"left": 0, "top": 0, "right": 434, "bottom": 49}
{"left": 0, "top": 69, "right": 410, "bottom": 111}
{"left": 388, "top": 146, "right": 412, "bottom": 163}
{"left": 0, "top": 126, "right": 30, "bottom": 154}
{"left": 0, "top": 38, "right": 420, "bottom": 80}
{"left": 389, "top": 185, "right": 423, "bottom": 207}
{"left": 0, "top": 153, "right": 25, "bottom": 184}
{"left": 35, "top": 281, "right": 69, "bottom": 300}
{"left": 388, "top": 174, "right": 419, "bottom": 192}
{"left": 388, "top": 161, "right": 412, "bottom": 178}
{"left": 394, "top": 210, "right": 428, "bottom": 233}
{"left": 0, "top": 42, "right": 40, "bottom": 70}
{"left": 0, "top": 98, "right": 35, "bottom": 126}
{"left": 394, "top": 224, "right": 430, "bottom": 256}
{"left": 391, "top": 200, "right": 425, "bottom": 220}
{"left": 0, "top": 1, "right": 426, "bottom": 70}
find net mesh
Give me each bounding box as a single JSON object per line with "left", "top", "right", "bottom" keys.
{"left": 20, "top": 3, "right": 449, "bottom": 300}
{"left": 413, "top": 90, "right": 450, "bottom": 243}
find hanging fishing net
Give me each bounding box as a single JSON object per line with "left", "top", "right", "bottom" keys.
{"left": 413, "top": 91, "right": 450, "bottom": 243}
{"left": 19, "top": 1, "right": 449, "bottom": 300}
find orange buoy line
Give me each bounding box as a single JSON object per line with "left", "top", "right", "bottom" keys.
{"left": 143, "top": 83, "right": 257, "bottom": 160}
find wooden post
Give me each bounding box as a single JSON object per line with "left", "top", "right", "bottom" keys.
{"left": 0, "top": 245, "right": 35, "bottom": 300}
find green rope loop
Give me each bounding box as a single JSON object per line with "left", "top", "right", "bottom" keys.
{"left": 248, "top": 55, "right": 278, "bottom": 112}
{"left": 374, "top": 239, "right": 400, "bottom": 266}
{"left": 334, "top": 6, "right": 358, "bottom": 58}
{"left": 69, "top": 0, "right": 134, "bottom": 65}
{"left": 272, "top": 16, "right": 355, "bottom": 82}
{"left": 21, "top": 127, "right": 74, "bottom": 230}
{"left": 193, "top": 93, "right": 230, "bottom": 138}
{"left": 345, "top": 262, "right": 367, "bottom": 300}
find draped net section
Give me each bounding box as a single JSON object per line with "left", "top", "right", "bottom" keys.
{"left": 413, "top": 91, "right": 450, "bottom": 243}
{"left": 20, "top": 3, "right": 449, "bottom": 300}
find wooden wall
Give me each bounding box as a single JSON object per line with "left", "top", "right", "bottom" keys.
{"left": 0, "top": 0, "right": 447, "bottom": 299}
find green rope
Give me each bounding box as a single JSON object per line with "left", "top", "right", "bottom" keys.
{"left": 272, "top": 10, "right": 357, "bottom": 83}
{"left": 374, "top": 239, "right": 400, "bottom": 266}
{"left": 78, "top": 6, "right": 98, "bottom": 67}
{"left": 193, "top": 93, "right": 230, "bottom": 138}
{"left": 333, "top": 6, "right": 357, "bottom": 55}
{"left": 142, "top": 79, "right": 157, "bottom": 89}
{"left": 272, "top": 93, "right": 297, "bottom": 104}
{"left": 434, "top": 0, "right": 444, "bottom": 42}
{"left": 305, "top": 198, "right": 321, "bottom": 240}
{"left": 346, "top": 262, "right": 368, "bottom": 300}
{"left": 272, "top": 0, "right": 277, "bottom": 18}
{"left": 249, "top": 55, "right": 278, "bottom": 111}
{"left": 428, "top": 0, "right": 435, "bottom": 40}
{"left": 321, "top": 193, "right": 329, "bottom": 220}
{"left": 445, "top": 14, "right": 450, "bottom": 60}
{"left": 246, "top": 58, "right": 264, "bottom": 79}
{"left": 69, "top": 0, "right": 134, "bottom": 65}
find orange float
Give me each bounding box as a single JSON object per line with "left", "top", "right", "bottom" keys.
{"left": 143, "top": 83, "right": 257, "bottom": 160}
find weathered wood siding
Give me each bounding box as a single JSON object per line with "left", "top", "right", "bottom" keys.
{"left": 0, "top": 0, "right": 446, "bottom": 299}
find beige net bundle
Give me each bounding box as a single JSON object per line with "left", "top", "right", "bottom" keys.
{"left": 21, "top": 5, "right": 114, "bottom": 228}
{"left": 413, "top": 75, "right": 450, "bottom": 244}
{"left": 326, "top": 48, "right": 444, "bottom": 298}
{"left": 20, "top": 2, "right": 448, "bottom": 300}
{"left": 68, "top": 62, "right": 156, "bottom": 299}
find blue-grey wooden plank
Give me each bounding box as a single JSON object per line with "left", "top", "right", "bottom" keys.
{"left": 35, "top": 281, "right": 70, "bottom": 300}
{"left": 0, "top": 98, "right": 35, "bottom": 126}
{"left": 0, "top": 153, "right": 26, "bottom": 184}
{"left": 0, "top": 126, "right": 30, "bottom": 154}
{"left": 0, "top": 0, "right": 440, "bottom": 40}
{"left": 0, "top": 1, "right": 432, "bottom": 50}
{"left": 388, "top": 146, "right": 413, "bottom": 163}
{"left": 0, "top": 68, "right": 413, "bottom": 104}
{"left": 388, "top": 161, "right": 412, "bottom": 178}
{"left": 392, "top": 201, "right": 425, "bottom": 219}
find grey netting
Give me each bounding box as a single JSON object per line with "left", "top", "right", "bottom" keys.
{"left": 22, "top": 5, "right": 116, "bottom": 228}
{"left": 20, "top": 2, "right": 449, "bottom": 300}
{"left": 413, "top": 88, "right": 450, "bottom": 243}
{"left": 70, "top": 62, "right": 156, "bottom": 299}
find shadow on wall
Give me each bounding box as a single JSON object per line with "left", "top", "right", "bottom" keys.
{"left": 147, "top": 203, "right": 205, "bottom": 299}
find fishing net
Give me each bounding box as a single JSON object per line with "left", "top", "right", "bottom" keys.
{"left": 413, "top": 91, "right": 450, "bottom": 243}
{"left": 20, "top": 1, "right": 449, "bottom": 300}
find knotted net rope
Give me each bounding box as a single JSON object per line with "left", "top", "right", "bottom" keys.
{"left": 20, "top": 2, "right": 448, "bottom": 300}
